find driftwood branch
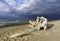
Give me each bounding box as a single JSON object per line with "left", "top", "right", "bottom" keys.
{"left": 10, "top": 27, "right": 38, "bottom": 38}
{"left": 10, "top": 16, "right": 47, "bottom": 38}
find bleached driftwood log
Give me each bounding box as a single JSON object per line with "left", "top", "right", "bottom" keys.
{"left": 10, "top": 28, "right": 38, "bottom": 38}
{"left": 10, "top": 16, "right": 47, "bottom": 38}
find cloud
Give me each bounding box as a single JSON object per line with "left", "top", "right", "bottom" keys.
{"left": 0, "top": 0, "right": 60, "bottom": 20}
{"left": 17, "top": 0, "right": 35, "bottom": 10}
{"left": 3, "top": 0, "right": 60, "bottom": 15}
{"left": 5, "top": 0, "right": 39, "bottom": 13}
{"left": 5, "top": 0, "right": 18, "bottom": 9}
{"left": 46, "top": 0, "right": 56, "bottom": 2}
{"left": 0, "top": 2, "right": 10, "bottom": 13}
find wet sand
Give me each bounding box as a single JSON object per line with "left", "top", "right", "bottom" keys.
{"left": 0, "top": 20, "right": 60, "bottom": 41}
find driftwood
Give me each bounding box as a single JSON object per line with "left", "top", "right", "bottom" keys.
{"left": 10, "top": 16, "right": 47, "bottom": 38}
{"left": 10, "top": 27, "right": 38, "bottom": 38}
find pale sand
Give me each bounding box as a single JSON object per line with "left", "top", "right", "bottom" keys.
{"left": 0, "top": 20, "right": 60, "bottom": 41}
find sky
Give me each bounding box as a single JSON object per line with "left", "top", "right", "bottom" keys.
{"left": 0, "top": 0, "right": 60, "bottom": 20}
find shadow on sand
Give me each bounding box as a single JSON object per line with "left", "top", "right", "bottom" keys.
{"left": 47, "top": 24, "right": 54, "bottom": 30}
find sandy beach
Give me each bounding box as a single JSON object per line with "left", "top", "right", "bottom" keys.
{"left": 0, "top": 20, "right": 60, "bottom": 41}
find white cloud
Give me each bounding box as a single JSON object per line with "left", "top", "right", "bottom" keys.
{"left": 17, "top": 0, "right": 35, "bottom": 10}
{"left": 5, "top": 0, "right": 17, "bottom": 8}
{"left": 0, "top": 2, "right": 10, "bottom": 13}
{"left": 5, "top": 0, "right": 37, "bottom": 12}
{"left": 4, "top": 0, "right": 58, "bottom": 15}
